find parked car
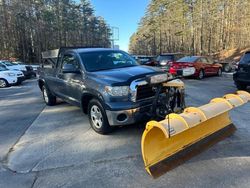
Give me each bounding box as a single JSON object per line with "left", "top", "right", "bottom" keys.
{"left": 233, "top": 51, "right": 250, "bottom": 90}
{"left": 155, "top": 53, "right": 185, "bottom": 71}
{"left": 134, "top": 55, "right": 156, "bottom": 66}
{"left": 12, "top": 61, "right": 39, "bottom": 73}
{"left": 0, "top": 65, "right": 25, "bottom": 88}
{"left": 169, "top": 56, "right": 223, "bottom": 79}
{"left": 38, "top": 47, "right": 171, "bottom": 134}
{"left": 0, "top": 61, "right": 35, "bottom": 79}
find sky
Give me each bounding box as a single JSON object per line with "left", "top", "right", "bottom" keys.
{"left": 90, "top": 0, "right": 150, "bottom": 52}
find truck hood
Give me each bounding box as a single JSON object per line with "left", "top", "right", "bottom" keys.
{"left": 88, "top": 65, "right": 164, "bottom": 85}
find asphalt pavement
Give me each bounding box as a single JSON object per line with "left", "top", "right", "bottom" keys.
{"left": 0, "top": 77, "right": 250, "bottom": 188}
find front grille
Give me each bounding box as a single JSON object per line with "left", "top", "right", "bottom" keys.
{"left": 17, "top": 74, "right": 22, "bottom": 76}
{"left": 136, "top": 84, "right": 156, "bottom": 100}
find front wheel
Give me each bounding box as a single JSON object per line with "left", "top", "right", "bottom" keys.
{"left": 0, "top": 79, "right": 8, "bottom": 88}
{"left": 88, "top": 99, "right": 112, "bottom": 134}
{"left": 42, "top": 85, "right": 56, "bottom": 106}
{"left": 198, "top": 70, "right": 204, "bottom": 80}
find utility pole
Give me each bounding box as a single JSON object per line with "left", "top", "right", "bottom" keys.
{"left": 109, "top": 26, "right": 119, "bottom": 49}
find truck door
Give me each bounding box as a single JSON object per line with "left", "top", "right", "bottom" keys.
{"left": 57, "top": 53, "right": 83, "bottom": 104}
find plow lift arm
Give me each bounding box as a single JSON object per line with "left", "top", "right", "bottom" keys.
{"left": 141, "top": 90, "right": 250, "bottom": 178}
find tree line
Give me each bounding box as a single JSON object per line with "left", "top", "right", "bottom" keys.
{"left": 0, "top": 0, "right": 111, "bottom": 63}
{"left": 129, "top": 0, "right": 250, "bottom": 56}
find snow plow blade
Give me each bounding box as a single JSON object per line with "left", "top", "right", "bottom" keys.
{"left": 141, "top": 91, "right": 250, "bottom": 178}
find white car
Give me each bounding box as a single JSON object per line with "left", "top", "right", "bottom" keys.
{"left": 0, "top": 61, "right": 35, "bottom": 78}
{"left": 0, "top": 65, "right": 25, "bottom": 88}
{"left": 0, "top": 61, "right": 27, "bottom": 71}
{"left": 12, "top": 61, "right": 39, "bottom": 71}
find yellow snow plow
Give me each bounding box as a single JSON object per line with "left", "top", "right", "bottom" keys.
{"left": 141, "top": 90, "right": 250, "bottom": 178}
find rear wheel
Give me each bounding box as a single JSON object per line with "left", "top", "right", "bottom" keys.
{"left": 88, "top": 99, "right": 112, "bottom": 134}
{"left": 198, "top": 70, "right": 204, "bottom": 80}
{"left": 217, "top": 68, "right": 222, "bottom": 76}
{"left": 224, "top": 64, "right": 232, "bottom": 72}
{"left": 0, "top": 79, "right": 8, "bottom": 88}
{"left": 42, "top": 85, "right": 56, "bottom": 106}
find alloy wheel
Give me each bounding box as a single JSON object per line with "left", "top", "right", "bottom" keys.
{"left": 90, "top": 105, "right": 103, "bottom": 129}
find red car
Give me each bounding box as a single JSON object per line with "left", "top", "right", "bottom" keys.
{"left": 169, "top": 56, "right": 223, "bottom": 79}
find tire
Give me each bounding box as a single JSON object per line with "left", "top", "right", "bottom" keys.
{"left": 236, "top": 82, "right": 247, "bottom": 90}
{"left": 198, "top": 69, "right": 205, "bottom": 80}
{"left": 224, "top": 64, "right": 232, "bottom": 72}
{"left": 0, "top": 78, "right": 8, "bottom": 88}
{"left": 42, "top": 85, "right": 56, "bottom": 106}
{"left": 217, "top": 68, "right": 222, "bottom": 76}
{"left": 88, "top": 99, "right": 113, "bottom": 134}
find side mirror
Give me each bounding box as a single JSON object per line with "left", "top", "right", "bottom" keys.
{"left": 62, "top": 64, "right": 80, "bottom": 74}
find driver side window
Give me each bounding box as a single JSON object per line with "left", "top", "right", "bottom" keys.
{"left": 206, "top": 58, "right": 214, "bottom": 64}
{"left": 200, "top": 58, "right": 208, "bottom": 64}
{"left": 60, "top": 54, "right": 79, "bottom": 72}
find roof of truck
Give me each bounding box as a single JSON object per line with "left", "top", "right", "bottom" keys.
{"left": 42, "top": 48, "right": 121, "bottom": 59}
{"left": 74, "top": 48, "right": 118, "bottom": 53}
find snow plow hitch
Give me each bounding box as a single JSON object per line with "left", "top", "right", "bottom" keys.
{"left": 141, "top": 90, "right": 250, "bottom": 178}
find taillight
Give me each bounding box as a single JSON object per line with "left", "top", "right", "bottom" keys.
{"left": 169, "top": 67, "right": 177, "bottom": 74}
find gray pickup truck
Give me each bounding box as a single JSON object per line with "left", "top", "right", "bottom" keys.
{"left": 38, "top": 47, "right": 182, "bottom": 134}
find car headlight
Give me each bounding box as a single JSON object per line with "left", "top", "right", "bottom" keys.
{"left": 5, "top": 73, "right": 16, "bottom": 77}
{"left": 149, "top": 74, "right": 169, "bottom": 84}
{"left": 105, "top": 86, "right": 129, "bottom": 96}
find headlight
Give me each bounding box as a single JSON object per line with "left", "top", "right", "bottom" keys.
{"left": 105, "top": 86, "right": 129, "bottom": 96}
{"left": 5, "top": 73, "right": 16, "bottom": 77}
{"left": 149, "top": 74, "right": 168, "bottom": 84}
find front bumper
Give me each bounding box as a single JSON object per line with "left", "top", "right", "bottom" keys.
{"left": 17, "top": 76, "right": 25, "bottom": 84}
{"left": 22, "top": 70, "right": 36, "bottom": 78}
{"left": 106, "top": 104, "right": 152, "bottom": 126}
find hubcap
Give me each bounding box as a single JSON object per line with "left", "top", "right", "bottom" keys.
{"left": 90, "top": 105, "right": 103, "bottom": 129}
{"left": 43, "top": 88, "right": 49, "bottom": 103}
{"left": 199, "top": 71, "right": 204, "bottom": 79}
{"left": 218, "top": 69, "right": 222, "bottom": 75}
{"left": 0, "top": 80, "right": 7, "bottom": 88}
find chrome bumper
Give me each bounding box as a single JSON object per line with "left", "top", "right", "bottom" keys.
{"left": 106, "top": 105, "right": 151, "bottom": 126}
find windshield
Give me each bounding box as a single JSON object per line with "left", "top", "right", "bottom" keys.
{"left": 177, "top": 56, "right": 198, "bottom": 63}
{"left": 13, "top": 61, "right": 23, "bottom": 65}
{"left": 0, "top": 65, "right": 8, "bottom": 71}
{"left": 80, "top": 51, "right": 139, "bottom": 72}
{"left": 2, "top": 61, "right": 15, "bottom": 66}
{"left": 240, "top": 53, "right": 250, "bottom": 64}
{"left": 156, "top": 55, "right": 174, "bottom": 62}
